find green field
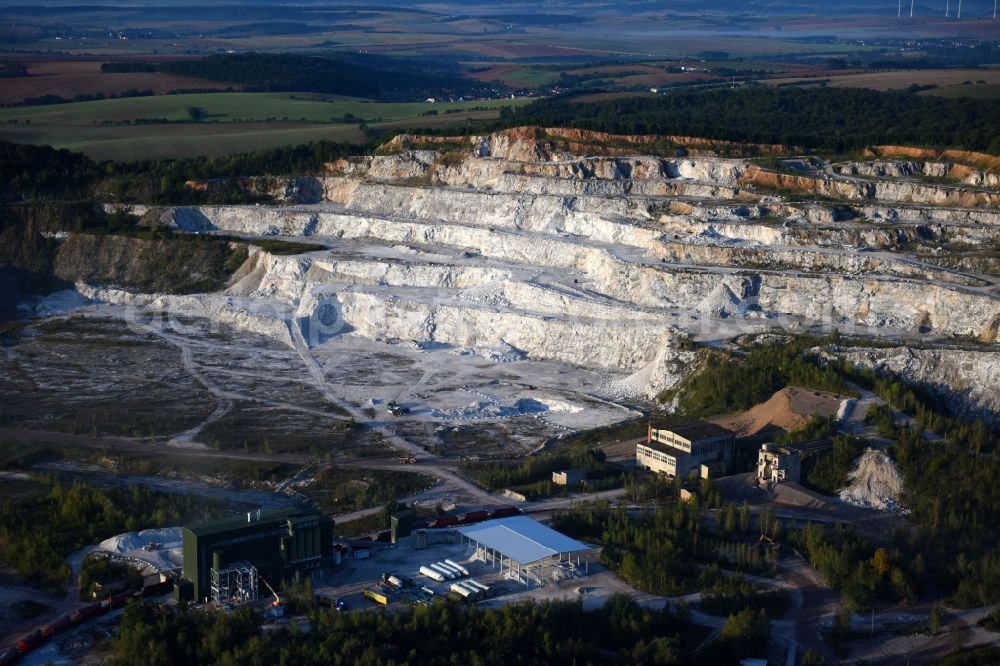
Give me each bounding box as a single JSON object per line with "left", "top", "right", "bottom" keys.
{"left": 924, "top": 83, "right": 1000, "bottom": 99}
{"left": 0, "top": 93, "right": 532, "bottom": 160}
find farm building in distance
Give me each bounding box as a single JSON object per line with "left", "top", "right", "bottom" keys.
{"left": 637, "top": 421, "right": 736, "bottom": 478}
{"left": 181, "top": 507, "right": 335, "bottom": 603}
{"left": 457, "top": 516, "right": 594, "bottom": 586}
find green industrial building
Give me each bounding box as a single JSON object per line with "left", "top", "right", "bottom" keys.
{"left": 182, "top": 507, "right": 335, "bottom": 603}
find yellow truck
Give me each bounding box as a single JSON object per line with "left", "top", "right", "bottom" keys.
{"left": 363, "top": 588, "right": 389, "bottom": 606}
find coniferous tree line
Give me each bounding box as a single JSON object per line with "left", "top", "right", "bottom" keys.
{"left": 552, "top": 500, "right": 778, "bottom": 596}
{"left": 0, "top": 140, "right": 373, "bottom": 204}
{"left": 0, "top": 478, "right": 228, "bottom": 591}
{"left": 159, "top": 53, "right": 490, "bottom": 101}
{"left": 482, "top": 87, "right": 1000, "bottom": 153}
{"left": 661, "top": 337, "right": 852, "bottom": 416}
{"left": 108, "top": 594, "right": 701, "bottom": 665}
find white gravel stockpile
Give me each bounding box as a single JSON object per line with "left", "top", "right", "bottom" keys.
{"left": 839, "top": 448, "right": 909, "bottom": 514}
{"left": 96, "top": 527, "right": 184, "bottom": 572}
{"left": 98, "top": 527, "right": 182, "bottom": 553}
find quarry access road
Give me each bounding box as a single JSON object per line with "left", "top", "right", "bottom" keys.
{"left": 130, "top": 316, "right": 434, "bottom": 464}
{"left": 324, "top": 457, "right": 509, "bottom": 508}
{"left": 287, "top": 315, "right": 435, "bottom": 463}
{"left": 838, "top": 381, "right": 943, "bottom": 443}
{"left": 781, "top": 553, "right": 844, "bottom": 666}
{"left": 128, "top": 323, "right": 359, "bottom": 452}
{"left": 875, "top": 606, "right": 1000, "bottom": 666}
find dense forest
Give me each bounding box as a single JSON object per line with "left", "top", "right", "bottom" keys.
{"left": 0, "top": 478, "right": 229, "bottom": 590}
{"left": 0, "top": 140, "right": 372, "bottom": 204}
{"left": 107, "top": 594, "right": 721, "bottom": 665}
{"left": 489, "top": 88, "right": 1000, "bottom": 154}
{"left": 802, "top": 435, "right": 867, "bottom": 494}
{"left": 835, "top": 360, "right": 999, "bottom": 605}
{"left": 159, "top": 53, "right": 491, "bottom": 101}
{"left": 1, "top": 142, "right": 101, "bottom": 201}
{"left": 552, "top": 499, "right": 779, "bottom": 596}
{"left": 660, "top": 336, "right": 852, "bottom": 416}
{"left": 789, "top": 523, "right": 921, "bottom": 609}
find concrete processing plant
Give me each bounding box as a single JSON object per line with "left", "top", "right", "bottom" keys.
{"left": 636, "top": 420, "right": 737, "bottom": 478}
{"left": 181, "top": 507, "right": 335, "bottom": 604}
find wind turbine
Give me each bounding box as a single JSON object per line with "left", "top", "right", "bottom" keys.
{"left": 957, "top": 0, "right": 962, "bottom": 18}
{"left": 898, "top": 0, "right": 902, "bottom": 17}
{"left": 946, "top": 0, "right": 950, "bottom": 17}
{"left": 910, "top": 0, "right": 914, "bottom": 17}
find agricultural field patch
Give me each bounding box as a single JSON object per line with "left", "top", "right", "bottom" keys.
{"left": 1, "top": 122, "right": 366, "bottom": 162}
{"left": 766, "top": 68, "right": 1000, "bottom": 94}
{"left": 0, "top": 93, "right": 532, "bottom": 160}
{"left": 463, "top": 64, "right": 564, "bottom": 88}
{"left": 0, "top": 57, "right": 237, "bottom": 105}
{"left": 923, "top": 81, "right": 1000, "bottom": 99}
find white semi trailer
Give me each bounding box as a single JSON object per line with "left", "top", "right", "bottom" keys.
{"left": 444, "top": 559, "right": 470, "bottom": 576}
{"left": 419, "top": 566, "right": 446, "bottom": 582}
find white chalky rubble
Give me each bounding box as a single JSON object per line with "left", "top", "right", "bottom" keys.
{"left": 839, "top": 449, "right": 909, "bottom": 514}
{"left": 87, "top": 129, "right": 1000, "bottom": 426}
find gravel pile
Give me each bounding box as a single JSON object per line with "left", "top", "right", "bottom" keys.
{"left": 839, "top": 448, "right": 909, "bottom": 514}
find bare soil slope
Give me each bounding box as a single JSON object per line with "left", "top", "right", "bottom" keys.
{"left": 710, "top": 386, "right": 844, "bottom": 437}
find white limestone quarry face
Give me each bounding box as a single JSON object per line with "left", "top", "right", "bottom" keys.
{"left": 251, "top": 255, "right": 664, "bottom": 326}
{"left": 656, "top": 241, "right": 982, "bottom": 286}
{"left": 333, "top": 292, "right": 686, "bottom": 372}
{"left": 841, "top": 160, "right": 1000, "bottom": 188}
{"left": 860, "top": 204, "right": 1000, "bottom": 228}
{"left": 162, "top": 199, "right": 1000, "bottom": 342}
{"left": 75, "top": 283, "right": 296, "bottom": 347}
{"left": 963, "top": 171, "right": 1000, "bottom": 188}
{"left": 869, "top": 180, "right": 1000, "bottom": 207}
{"left": 655, "top": 210, "right": 998, "bottom": 251}
{"left": 92, "top": 132, "right": 1000, "bottom": 413}
{"left": 823, "top": 346, "right": 1000, "bottom": 426}
{"left": 659, "top": 218, "right": 791, "bottom": 246}
{"left": 334, "top": 180, "right": 654, "bottom": 230}
{"left": 670, "top": 158, "right": 747, "bottom": 184}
